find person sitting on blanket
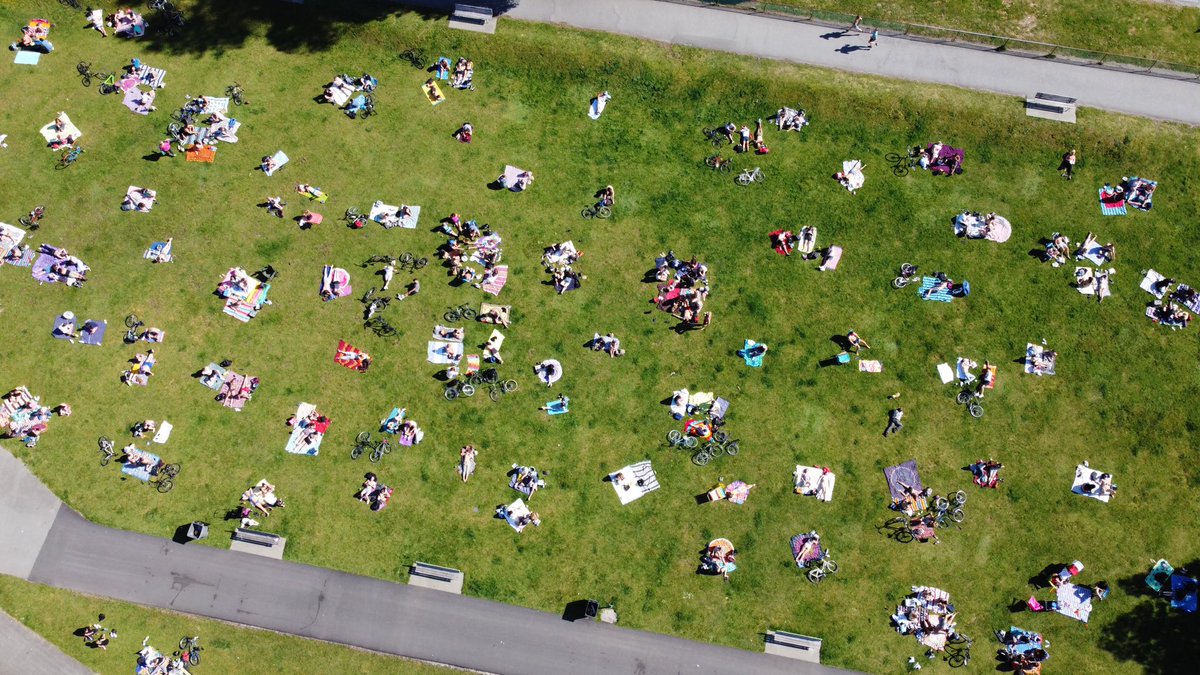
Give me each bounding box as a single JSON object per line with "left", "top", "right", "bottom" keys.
{"left": 3, "top": 244, "right": 28, "bottom": 264}
{"left": 1032, "top": 349, "right": 1056, "bottom": 373}
{"left": 122, "top": 189, "right": 155, "bottom": 212}
{"left": 1046, "top": 233, "right": 1071, "bottom": 265}
{"left": 534, "top": 360, "right": 560, "bottom": 388}
{"left": 399, "top": 420, "right": 420, "bottom": 445}
{"left": 424, "top": 78, "right": 445, "bottom": 103}
{"left": 515, "top": 511, "right": 541, "bottom": 528}
{"left": 261, "top": 155, "right": 276, "bottom": 173}
{"left": 323, "top": 77, "right": 351, "bottom": 103}
{"left": 299, "top": 210, "right": 319, "bottom": 228}
{"left": 266, "top": 196, "right": 285, "bottom": 218}
{"left": 358, "top": 472, "right": 378, "bottom": 502}
{"left": 123, "top": 445, "right": 155, "bottom": 468}
{"left": 454, "top": 122, "right": 473, "bottom": 143}
{"left": 480, "top": 305, "right": 511, "bottom": 328}
{"left": 49, "top": 134, "right": 76, "bottom": 150}
{"left": 434, "top": 59, "right": 450, "bottom": 79}
{"left": 132, "top": 349, "right": 156, "bottom": 374}
{"left": 971, "top": 458, "right": 1003, "bottom": 487}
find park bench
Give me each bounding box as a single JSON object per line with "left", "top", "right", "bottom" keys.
{"left": 408, "top": 561, "right": 464, "bottom": 594}
{"left": 764, "top": 630, "right": 822, "bottom": 663}
{"left": 1025, "top": 92, "right": 1077, "bottom": 123}
{"left": 449, "top": 4, "right": 497, "bottom": 34}
{"left": 232, "top": 527, "right": 280, "bottom": 547}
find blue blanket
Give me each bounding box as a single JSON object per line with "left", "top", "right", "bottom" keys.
{"left": 918, "top": 277, "right": 954, "bottom": 302}
{"left": 121, "top": 452, "right": 161, "bottom": 482}
{"left": 740, "top": 339, "right": 766, "bottom": 367}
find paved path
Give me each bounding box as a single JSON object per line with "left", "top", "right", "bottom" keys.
{"left": 506, "top": 0, "right": 1200, "bottom": 125}
{"left": 0, "top": 450, "right": 845, "bottom": 675}
{"left": 0, "top": 610, "right": 95, "bottom": 675}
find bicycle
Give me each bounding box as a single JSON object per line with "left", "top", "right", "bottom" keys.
{"left": 470, "top": 370, "right": 519, "bottom": 402}
{"left": 177, "top": 635, "right": 202, "bottom": 666}
{"left": 351, "top": 431, "right": 392, "bottom": 463}
{"left": 364, "top": 316, "right": 398, "bottom": 337}
{"left": 398, "top": 252, "right": 428, "bottom": 271}
{"left": 956, "top": 386, "right": 984, "bottom": 418}
{"left": 735, "top": 166, "right": 765, "bottom": 186}
{"left": 885, "top": 149, "right": 918, "bottom": 177}
{"left": 692, "top": 434, "right": 740, "bottom": 466}
{"left": 444, "top": 304, "right": 477, "bottom": 322}
{"left": 398, "top": 47, "right": 427, "bottom": 69}
{"left": 364, "top": 295, "right": 389, "bottom": 319}
{"left": 359, "top": 93, "right": 377, "bottom": 119}
{"left": 704, "top": 154, "right": 733, "bottom": 173}
{"left": 581, "top": 202, "right": 612, "bottom": 219}
{"left": 60, "top": 0, "right": 84, "bottom": 10}
{"left": 98, "top": 436, "right": 115, "bottom": 466}
{"left": 701, "top": 126, "right": 731, "bottom": 147}
{"left": 933, "top": 490, "right": 967, "bottom": 514}
{"left": 805, "top": 550, "right": 840, "bottom": 583}
{"left": 124, "top": 314, "right": 144, "bottom": 344}
{"left": 55, "top": 146, "right": 85, "bottom": 170}
{"left": 77, "top": 61, "right": 109, "bottom": 88}
{"left": 945, "top": 633, "right": 972, "bottom": 668}
{"left": 18, "top": 206, "right": 45, "bottom": 230}
{"left": 881, "top": 516, "right": 916, "bottom": 543}
{"left": 226, "top": 82, "right": 248, "bottom": 106}
{"left": 443, "top": 380, "right": 476, "bottom": 401}
{"left": 97, "top": 74, "right": 119, "bottom": 96}
{"left": 345, "top": 206, "right": 368, "bottom": 229}
{"left": 152, "top": 462, "right": 180, "bottom": 493}
{"left": 892, "top": 263, "right": 920, "bottom": 288}
{"left": 665, "top": 429, "right": 698, "bottom": 450}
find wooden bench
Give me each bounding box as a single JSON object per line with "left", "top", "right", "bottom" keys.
{"left": 449, "top": 4, "right": 497, "bottom": 34}
{"left": 764, "top": 630, "right": 822, "bottom": 663}
{"left": 408, "top": 561, "right": 464, "bottom": 594}
{"left": 1025, "top": 92, "right": 1077, "bottom": 123}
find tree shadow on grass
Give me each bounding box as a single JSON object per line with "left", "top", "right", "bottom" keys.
{"left": 1098, "top": 561, "right": 1200, "bottom": 674}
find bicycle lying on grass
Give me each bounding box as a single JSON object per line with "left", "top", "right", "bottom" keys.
{"left": 470, "top": 370, "right": 518, "bottom": 401}
{"left": 364, "top": 316, "right": 397, "bottom": 337}
{"left": 152, "top": 462, "right": 180, "bottom": 493}
{"left": 735, "top": 166, "right": 765, "bottom": 186}
{"left": 124, "top": 314, "right": 145, "bottom": 344}
{"left": 666, "top": 429, "right": 698, "bottom": 450}
{"left": 886, "top": 148, "right": 919, "bottom": 177}
{"left": 892, "top": 262, "right": 919, "bottom": 288}
{"left": 176, "top": 635, "right": 203, "bottom": 666}
{"left": 226, "top": 82, "right": 248, "bottom": 106}
{"left": 18, "top": 205, "right": 45, "bottom": 230}
{"left": 692, "top": 432, "right": 740, "bottom": 466}
{"left": 805, "top": 550, "right": 840, "bottom": 583}
{"left": 56, "top": 146, "right": 85, "bottom": 170}
{"left": 702, "top": 126, "right": 731, "bottom": 147}
{"left": 443, "top": 380, "right": 476, "bottom": 401}
{"left": 98, "top": 436, "right": 115, "bottom": 466}
{"left": 956, "top": 386, "right": 984, "bottom": 418}
{"left": 351, "top": 431, "right": 392, "bottom": 463}
{"left": 704, "top": 154, "right": 733, "bottom": 173}
{"left": 444, "top": 303, "right": 477, "bottom": 322}
{"left": 581, "top": 202, "right": 611, "bottom": 219}
{"left": 944, "top": 633, "right": 972, "bottom": 668}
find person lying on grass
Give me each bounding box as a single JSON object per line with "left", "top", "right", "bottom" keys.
{"left": 592, "top": 332, "right": 624, "bottom": 357}
{"left": 266, "top": 196, "right": 285, "bottom": 218}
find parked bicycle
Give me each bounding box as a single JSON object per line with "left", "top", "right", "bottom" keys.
{"left": 98, "top": 436, "right": 115, "bottom": 466}
{"left": 666, "top": 428, "right": 699, "bottom": 450}
{"left": 881, "top": 515, "right": 918, "bottom": 543}
{"left": 56, "top": 146, "right": 85, "bottom": 170}
{"left": 364, "top": 316, "right": 397, "bottom": 337}
{"left": 886, "top": 148, "right": 919, "bottom": 177}
{"left": 444, "top": 303, "right": 477, "bottom": 322}
{"left": 345, "top": 206, "right": 368, "bottom": 229}
{"left": 470, "top": 370, "right": 518, "bottom": 402}
{"left": 124, "top": 314, "right": 145, "bottom": 343}
{"left": 76, "top": 61, "right": 109, "bottom": 88}
{"left": 956, "top": 386, "right": 984, "bottom": 418}
{"left": 704, "top": 154, "right": 733, "bottom": 173}
{"left": 18, "top": 205, "right": 45, "bottom": 230}
{"left": 805, "top": 550, "right": 840, "bottom": 583}
{"left": 351, "top": 431, "right": 392, "bottom": 463}
{"left": 364, "top": 295, "right": 389, "bottom": 320}
{"left": 150, "top": 0, "right": 187, "bottom": 35}
{"left": 892, "top": 263, "right": 920, "bottom": 288}
{"left": 933, "top": 490, "right": 967, "bottom": 515}
{"left": 225, "top": 82, "right": 248, "bottom": 106}
{"left": 398, "top": 47, "right": 427, "bottom": 69}
{"left": 361, "top": 254, "right": 394, "bottom": 268}
{"left": 581, "top": 202, "right": 611, "bottom": 219}
{"left": 701, "top": 126, "right": 731, "bottom": 147}
{"left": 692, "top": 434, "right": 739, "bottom": 466}
{"left": 152, "top": 462, "right": 180, "bottom": 493}
{"left": 945, "top": 633, "right": 972, "bottom": 668}
{"left": 359, "top": 93, "right": 377, "bottom": 118}
{"left": 735, "top": 166, "right": 765, "bottom": 186}
{"left": 398, "top": 251, "right": 428, "bottom": 271}
{"left": 443, "top": 379, "right": 476, "bottom": 401}
{"left": 176, "top": 635, "right": 203, "bottom": 666}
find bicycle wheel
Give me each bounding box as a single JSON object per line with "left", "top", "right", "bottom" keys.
{"left": 157, "top": 478, "right": 174, "bottom": 493}
{"left": 892, "top": 277, "right": 909, "bottom": 289}
{"left": 718, "top": 161, "right": 732, "bottom": 173}
{"left": 99, "top": 82, "right": 117, "bottom": 96}
{"left": 900, "top": 263, "right": 917, "bottom": 276}
{"left": 370, "top": 446, "right": 383, "bottom": 463}
{"left": 708, "top": 443, "right": 726, "bottom": 458}
{"left": 933, "top": 496, "right": 949, "bottom": 512}
{"left": 581, "top": 207, "right": 595, "bottom": 219}
{"left": 704, "top": 154, "right": 720, "bottom": 168}
{"left": 950, "top": 507, "right": 965, "bottom": 523}
{"left": 19, "top": 216, "right": 31, "bottom": 227}
{"left": 179, "top": 637, "right": 191, "bottom": 651}
{"left": 460, "top": 308, "right": 477, "bottom": 320}
{"left": 895, "top": 529, "right": 914, "bottom": 543}
{"left": 466, "top": 374, "right": 481, "bottom": 386}
{"left": 952, "top": 490, "right": 967, "bottom": 506}
{"left": 124, "top": 315, "right": 139, "bottom": 328}
{"left": 724, "top": 440, "right": 739, "bottom": 456}
{"left": 502, "top": 379, "right": 518, "bottom": 393}
{"left": 188, "top": 650, "right": 201, "bottom": 667}
{"left": 947, "top": 651, "right": 967, "bottom": 668}
{"left": 167, "top": 122, "right": 181, "bottom": 137}
{"left": 691, "top": 450, "right": 711, "bottom": 466}
{"left": 355, "top": 431, "right": 371, "bottom": 444}
{"left": 444, "top": 310, "right": 460, "bottom": 322}
{"left": 667, "top": 429, "right": 683, "bottom": 444}
{"left": 444, "top": 386, "right": 459, "bottom": 401}
{"left": 712, "top": 430, "right": 728, "bottom": 444}
{"left": 597, "top": 206, "right": 611, "bottom": 218}
{"left": 969, "top": 403, "right": 984, "bottom": 418}
{"left": 398, "top": 252, "right": 414, "bottom": 266}
{"left": 378, "top": 323, "right": 398, "bottom": 337}
{"left": 461, "top": 384, "right": 475, "bottom": 397}
{"left": 956, "top": 390, "right": 973, "bottom": 405}
{"left": 489, "top": 387, "right": 501, "bottom": 402}
{"left": 683, "top": 436, "right": 699, "bottom": 449}
{"left": 806, "top": 568, "right": 825, "bottom": 583}
{"left": 884, "top": 153, "right": 903, "bottom": 165}
{"left": 735, "top": 174, "right": 752, "bottom": 186}
{"left": 892, "top": 164, "right": 910, "bottom": 178}
{"left": 350, "top": 444, "right": 363, "bottom": 460}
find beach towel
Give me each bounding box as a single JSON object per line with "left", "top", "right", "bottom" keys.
{"left": 217, "top": 370, "right": 253, "bottom": 410}
{"left": 481, "top": 265, "right": 509, "bottom": 296}
{"left": 185, "top": 145, "right": 216, "bottom": 163}
{"left": 1075, "top": 268, "right": 1112, "bottom": 299}
{"left": 919, "top": 277, "right": 954, "bottom": 302}
{"left": 793, "top": 465, "right": 835, "bottom": 502}
{"left": 1126, "top": 177, "right": 1157, "bottom": 211}
{"left": 427, "top": 340, "right": 463, "bottom": 365}
{"left": 264, "top": 151, "right": 288, "bottom": 176}
{"left": 610, "top": 460, "right": 659, "bottom": 504}
{"left": 371, "top": 202, "right": 420, "bottom": 230}
{"left": 284, "top": 403, "right": 324, "bottom": 456}
{"left": 30, "top": 254, "right": 58, "bottom": 284}
{"left": 208, "top": 119, "right": 240, "bottom": 145}
{"left": 741, "top": 339, "right": 765, "bottom": 367}
{"left": 500, "top": 498, "right": 535, "bottom": 532}
{"left": 1098, "top": 187, "right": 1127, "bottom": 216}
{"left": 535, "top": 359, "right": 563, "bottom": 386}
{"left": 956, "top": 358, "right": 977, "bottom": 383}
{"left": 1170, "top": 574, "right": 1199, "bottom": 613}
{"left": 199, "top": 363, "right": 228, "bottom": 391}
{"left": 115, "top": 15, "right": 147, "bottom": 38}
{"left": 588, "top": 91, "right": 611, "bottom": 120}
{"left": 791, "top": 534, "right": 824, "bottom": 567}
{"left": 725, "top": 481, "right": 754, "bottom": 505}
{"left": 1071, "top": 463, "right": 1113, "bottom": 502}
{"left": 124, "top": 186, "right": 157, "bottom": 211}
{"left": 122, "top": 88, "right": 155, "bottom": 115}
{"left": 3, "top": 246, "right": 34, "bottom": 268}
{"left": 859, "top": 360, "right": 882, "bottom": 373}
{"left": 334, "top": 339, "right": 371, "bottom": 371}
{"left": 0, "top": 223, "right": 25, "bottom": 259}
{"left": 135, "top": 64, "right": 167, "bottom": 88}
{"left": 478, "top": 303, "right": 511, "bottom": 326}
{"left": 485, "top": 329, "right": 505, "bottom": 352}
{"left": 502, "top": 165, "right": 531, "bottom": 192}
{"left": 144, "top": 240, "right": 173, "bottom": 263}
{"left": 151, "top": 421, "right": 172, "bottom": 444}
{"left": 928, "top": 146, "right": 964, "bottom": 176}
{"left": 818, "top": 245, "right": 842, "bottom": 271}
{"left": 432, "top": 325, "right": 464, "bottom": 342}
{"left": 39, "top": 114, "right": 81, "bottom": 144}
{"left": 1055, "top": 583, "right": 1095, "bottom": 623}
{"left": 1139, "top": 269, "right": 1167, "bottom": 298}
{"left": 380, "top": 407, "right": 404, "bottom": 434}
{"left": 1077, "top": 242, "right": 1110, "bottom": 266}
{"left": 797, "top": 227, "right": 817, "bottom": 255}
{"left": 79, "top": 319, "right": 106, "bottom": 346}
{"left": 320, "top": 265, "right": 352, "bottom": 300}
{"left": 1025, "top": 344, "right": 1056, "bottom": 376}
{"left": 545, "top": 397, "right": 570, "bottom": 415}
{"left": 51, "top": 314, "right": 75, "bottom": 340}
{"left": 200, "top": 97, "right": 229, "bottom": 113}
{"left": 121, "top": 452, "right": 161, "bottom": 481}
{"left": 884, "top": 460, "right": 922, "bottom": 502}
{"left": 423, "top": 81, "right": 445, "bottom": 105}
{"left": 14, "top": 51, "right": 40, "bottom": 65}
{"left": 393, "top": 205, "right": 419, "bottom": 229}
{"left": 840, "top": 160, "right": 865, "bottom": 192}
{"left": 509, "top": 467, "right": 543, "bottom": 498}
{"left": 981, "top": 364, "right": 997, "bottom": 389}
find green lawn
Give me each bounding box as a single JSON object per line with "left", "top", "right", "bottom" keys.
{"left": 762, "top": 0, "right": 1200, "bottom": 67}
{"left": 1, "top": 2, "right": 1199, "bottom": 674}
{"left": 0, "top": 576, "right": 454, "bottom": 674}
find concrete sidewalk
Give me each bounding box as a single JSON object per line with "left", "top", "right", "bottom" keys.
{"left": 506, "top": 0, "right": 1200, "bottom": 125}
{"left": 0, "top": 610, "right": 95, "bottom": 675}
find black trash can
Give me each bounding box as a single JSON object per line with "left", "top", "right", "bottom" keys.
{"left": 584, "top": 600, "right": 599, "bottom": 619}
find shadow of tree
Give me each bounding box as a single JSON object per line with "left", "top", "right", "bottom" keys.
{"left": 1099, "top": 562, "right": 1200, "bottom": 674}
{"left": 138, "top": 0, "right": 519, "bottom": 55}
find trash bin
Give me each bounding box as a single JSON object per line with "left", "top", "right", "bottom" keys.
{"left": 584, "top": 600, "right": 599, "bottom": 619}
{"left": 187, "top": 521, "right": 209, "bottom": 541}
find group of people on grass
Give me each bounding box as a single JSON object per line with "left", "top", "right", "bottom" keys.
{"left": 650, "top": 251, "right": 712, "bottom": 328}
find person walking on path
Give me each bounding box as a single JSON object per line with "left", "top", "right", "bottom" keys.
{"left": 883, "top": 407, "right": 904, "bottom": 436}
{"left": 1058, "top": 149, "right": 1077, "bottom": 180}
{"left": 867, "top": 29, "right": 879, "bottom": 49}
{"left": 850, "top": 15, "right": 863, "bottom": 33}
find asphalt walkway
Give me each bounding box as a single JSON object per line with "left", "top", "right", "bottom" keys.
{"left": 506, "top": 0, "right": 1200, "bottom": 125}
{"left": 0, "top": 610, "right": 94, "bottom": 675}
{"left": 0, "top": 449, "right": 845, "bottom": 675}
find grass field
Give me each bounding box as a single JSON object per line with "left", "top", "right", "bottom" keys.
{"left": 763, "top": 0, "right": 1200, "bottom": 67}
{"left": 1, "top": 2, "right": 1199, "bottom": 673}
{"left": 0, "top": 576, "right": 453, "bottom": 674}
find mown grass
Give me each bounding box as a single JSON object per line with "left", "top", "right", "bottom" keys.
{"left": 0, "top": 576, "right": 455, "bottom": 674}
{"left": 764, "top": 0, "right": 1200, "bottom": 67}
{"left": 1, "top": 2, "right": 1199, "bottom": 674}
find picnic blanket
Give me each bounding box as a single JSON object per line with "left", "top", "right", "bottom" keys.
{"left": 1075, "top": 267, "right": 1112, "bottom": 299}
{"left": 208, "top": 119, "right": 240, "bottom": 145}
{"left": 151, "top": 421, "right": 173, "bottom": 444}
{"left": 114, "top": 14, "right": 147, "bottom": 38}
{"left": 919, "top": 277, "right": 953, "bottom": 302}
{"left": 794, "top": 465, "right": 835, "bottom": 501}
{"left": 859, "top": 360, "right": 883, "bottom": 373}
{"left": 818, "top": 245, "right": 842, "bottom": 271}
{"left": 790, "top": 533, "right": 824, "bottom": 566}
{"left": 1126, "top": 177, "right": 1157, "bottom": 211}
{"left": 536, "top": 359, "right": 563, "bottom": 386}
{"left": 134, "top": 63, "right": 167, "bottom": 88}
{"left": 544, "top": 396, "right": 570, "bottom": 415}
{"left": 379, "top": 407, "right": 404, "bottom": 434}
{"left": 588, "top": 91, "right": 611, "bottom": 120}
{"left": 222, "top": 285, "right": 268, "bottom": 322}
{"left": 500, "top": 498, "right": 536, "bottom": 532}
{"left": 2, "top": 246, "right": 34, "bottom": 267}
{"left": 184, "top": 145, "right": 216, "bottom": 163}
{"left": 199, "top": 363, "right": 227, "bottom": 391}
{"left": 741, "top": 339, "right": 765, "bottom": 367}
{"left": 121, "top": 452, "right": 160, "bottom": 481}
{"left": 1072, "top": 463, "right": 1113, "bottom": 502}
{"left": 122, "top": 88, "right": 155, "bottom": 115}
{"left": 0, "top": 223, "right": 25, "bottom": 260}
{"left": 610, "top": 460, "right": 659, "bottom": 504}
{"left": 956, "top": 358, "right": 977, "bottom": 383}
{"left": 284, "top": 402, "right": 324, "bottom": 456}
{"left": 481, "top": 265, "right": 509, "bottom": 296}
{"left": 14, "top": 51, "right": 40, "bottom": 66}
{"left": 840, "top": 160, "right": 865, "bottom": 192}
{"left": 884, "top": 460, "right": 922, "bottom": 502}
{"left": 79, "top": 319, "right": 106, "bottom": 346}
{"left": 432, "top": 325, "right": 464, "bottom": 342}
{"left": 320, "top": 265, "right": 352, "bottom": 299}
{"left": 1098, "top": 187, "right": 1127, "bottom": 216}
{"left": 509, "top": 466, "right": 544, "bottom": 498}
{"left": 1025, "top": 343, "right": 1056, "bottom": 375}
{"left": 1139, "top": 269, "right": 1167, "bottom": 298}
{"left": 954, "top": 212, "right": 1011, "bottom": 242}
{"left": 144, "top": 240, "right": 173, "bottom": 263}
{"left": 502, "top": 165, "right": 531, "bottom": 192}
{"left": 39, "top": 114, "right": 82, "bottom": 144}
{"left": 1077, "top": 239, "right": 1111, "bottom": 266}
{"left": 427, "top": 340, "right": 463, "bottom": 365}
{"left": 51, "top": 314, "right": 75, "bottom": 340}
{"left": 423, "top": 81, "right": 445, "bottom": 105}
{"left": 334, "top": 339, "right": 371, "bottom": 371}
{"left": 928, "top": 145, "right": 964, "bottom": 176}
{"left": 124, "top": 186, "right": 157, "bottom": 211}
{"left": 1055, "top": 582, "right": 1095, "bottom": 623}
{"left": 264, "top": 151, "right": 288, "bottom": 176}
{"left": 478, "top": 302, "right": 511, "bottom": 326}
{"left": 724, "top": 480, "right": 754, "bottom": 505}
